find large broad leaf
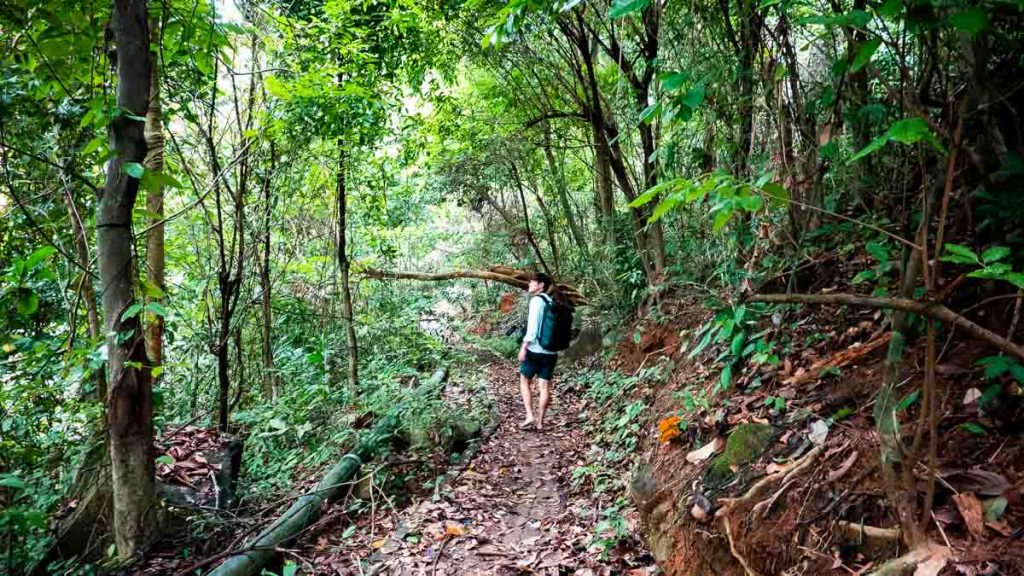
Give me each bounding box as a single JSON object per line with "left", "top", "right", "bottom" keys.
{"left": 887, "top": 118, "right": 942, "bottom": 149}
{"left": 982, "top": 246, "right": 1011, "bottom": 264}
{"left": 849, "top": 37, "right": 882, "bottom": 73}
{"left": 639, "top": 102, "right": 662, "bottom": 124}
{"left": 16, "top": 292, "right": 39, "bottom": 316}
{"left": 25, "top": 246, "right": 57, "bottom": 269}
{"left": 949, "top": 8, "right": 989, "bottom": 35}
{"left": 649, "top": 195, "right": 682, "bottom": 223}
{"left": 941, "top": 243, "right": 980, "bottom": 265}
{"left": 849, "top": 117, "right": 943, "bottom": 164}
{"left": 659, "top": 71, "right": 687, "bottom": 91}
{"left": 124, "top": 162, "right": 145, "bottom": 179}
{"left": 609, "top": 0, "right": 652, "bottom": 19}
{"left": 681, "top": 84, "right": 706, "bottom": 109}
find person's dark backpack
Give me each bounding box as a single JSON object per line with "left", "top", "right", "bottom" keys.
{"left": 536, "top": 293, "right": 574, "bottom": 352}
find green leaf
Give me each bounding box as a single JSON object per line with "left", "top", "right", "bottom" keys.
{"left": 120, "top": 303, "right": 143, "bottom": 321}
{"left": 895, "top": 388, "right": 919, "bottom": 412}
{"left": 960, "top": 422, "right": 987, "bottom": 435}
{"left": 866, "top": 241, "right": 889, "bottom": 262}
{"left": 719, "top": 364, "right": 733, "bottom": 390}
{"left": 949, "top": 8, "right": 989, "bottom": 35}
{"left": 941, "top": 244, "right": 980, "bottom": 265}
{"left": 887, "top": 118, "right": 942, "bottom": 150}
{"left": 269, "top": 418, "right": 288, "bottom": 431}
{"left": 712, "top": 209, "right": 732, "bottom": 232}
{"left": 681, "top": 84, "right": 705, "bottom": 109}
{"left": 26, "top": 246, "right": 57, "bottom": 268}
{"left": 82, "top": 135, "right": 107, "bottom": 155}
{"left": 981, "top": 246, "right": 1011, "bottom": 264}
{"left": 342, "top": 525, "right": 357, "bottom": 539}
{"left": 659, "top": 71, "right": 687, "bottom": 91}
{"left": 145, "top": 302, "right": 169, "bottom": 317}
{"left": 983, "top": 496, "right": 1007, "bottom": 522}
{"left": 609, "top": 0, "right": 652, "bottom": 19}
{"left": 124, "top": 162, "right": 145, "bottom": 179}
{"left": 649, "top": 195, "right": 681, "bottom": 223}
{"left": 16, "top": 292, "right": 39, "bottom": 316}
{"left": 0, "top": 474, "right": 26, "bottom": 490}
{"left": 1006, "top": 273, "right": 1024, "bottom": 290}
{"left": 730, "top": 332, "right": 746, "bottom": 356}
{"left": 152, "top": 365, "right": 165, "bottom": 378}
{"left": 281, "top": 561, "right": 299, "bottom": 576}
{"left": 639, "top": 102, "right": 661, "bottom": 124}
{"left": 848, "top": 134, "right": 889, "bottom": 164}
{"left": 156, "top": 455, "right": 174, "bottom": 465}
{"left": 738, "top": 195, "right": 764, "bottom": 211}
{"left": 851, "top": 269, "right": 876, "bottom": 284}
{"left": 850, "top": 37, "right": 882, "bottom": 73}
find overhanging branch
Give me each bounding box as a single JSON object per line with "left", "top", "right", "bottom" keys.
{"left": 362, "top": 266, "right": 588, "bottom": 306}
{"left": 748, "top": 292, "right": 1024, "bottom": 362}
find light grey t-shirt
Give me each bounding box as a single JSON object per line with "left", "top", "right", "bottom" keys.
{"left": 523, "top": 294, "right": 556, "bottom": 355}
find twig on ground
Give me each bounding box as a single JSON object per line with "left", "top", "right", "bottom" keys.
{"left": 432, "top": 535, "right": 451, "bottom": 576}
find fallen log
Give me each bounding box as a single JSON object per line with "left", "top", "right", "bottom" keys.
{"left": 207, "top": 368, "right": 448, "bottom": 576}
{"left": 362, "top": 266, "right": 589, "bottom": 306}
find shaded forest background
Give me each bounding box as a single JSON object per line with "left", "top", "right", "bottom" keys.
{"left": 1, "top": 0, "right": 1023, "bottom": 572}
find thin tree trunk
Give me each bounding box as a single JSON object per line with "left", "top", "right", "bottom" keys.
{"left": 60, "top": 140, "right": 106, "bottom": 400}
{"left": 101, "top": 0, "right": 154, "bottom": 557}
{"left": 260, "top": 144, "right": 277, "bottom": 399}
{"left": 543, "top": 127, "right": 589, "bottom": 261}
{"left": 144, "top": 17, "right": 165, "bottom": 373}
{"left": 336, "top": 142, "right": 358, "bottom": 391}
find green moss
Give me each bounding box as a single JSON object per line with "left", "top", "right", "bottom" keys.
{"left": 706, "top": 423, "right": 775, "bottom": 485}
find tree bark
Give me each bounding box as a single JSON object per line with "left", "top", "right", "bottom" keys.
{"left": 260, "top": 144, "right": 278, "bottom": 399}
{"left": 100, "top": 0, "right": 154, "bottom": 557}
{"left": 337, "top": 142, "right": 359, "bottom": 391}
{"left": 542, "top": 127, "right": 589, "bottom": 261}
{"left": 144, "top": 17, "right": 165, "bottom": 373}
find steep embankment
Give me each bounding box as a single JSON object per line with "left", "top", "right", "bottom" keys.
{"left": 624, "top": 297, "right": 1024, "bottom": 575}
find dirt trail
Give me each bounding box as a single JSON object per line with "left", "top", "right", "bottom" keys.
{"left": 344, "top": 361, "right": 647, "bottom": 575}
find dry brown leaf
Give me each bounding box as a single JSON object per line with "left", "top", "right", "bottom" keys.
{"left": 685, "top": 437, "right": 725, "bottom": 464}
{"left": 953, "top": 492, "right": 986, "bottom": 538}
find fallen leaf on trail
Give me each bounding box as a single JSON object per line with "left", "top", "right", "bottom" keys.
{"left": 963, "top": 388, "right": 982, "bottom": 405}
{"left": 444, "top": 522, "right": 468, "bottom": 536}
{"left": 809, "top": 419, "right": 830, "bottom": 445}
{"left": 953, "top": 492, "right": 986, "bottom": 538}
{"left": 685, "top": 437, "right": 725, "bottom": 464}
{"left": 766, "top": 459, "right": 797, "bottom": 475}
{"left": 913, "top": 544, "right": 951, "bottom": 576}
{"left": 938, "top": 468, "right": 1010, "bottom": 496}
{"left": 371, "top": 538, "right": 387, "bottom": 549}
{"left": 986, "top": 520, "right": 1012, "bottom": 537}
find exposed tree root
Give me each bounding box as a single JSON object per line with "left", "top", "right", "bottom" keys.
{"left": 723, "top": 517, "right": 759, "bottom": 576}
{"left": 716, "top": 445, "right": 822, "bottom": 518}
{"left": 868, "top": 543, "right": 950, "bottom": 576}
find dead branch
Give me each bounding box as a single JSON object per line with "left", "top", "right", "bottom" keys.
{"left": 362, "top": 266, "right": 589, "bottom": 306}
{"left": 748, "top": 293, "right": 1024, "bottom": 362}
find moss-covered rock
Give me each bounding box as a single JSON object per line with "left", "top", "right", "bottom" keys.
{"left": 706, "top": 423, "right": 775, "bottom": 485}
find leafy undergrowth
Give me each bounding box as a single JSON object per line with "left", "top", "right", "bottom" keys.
{"left": 618, "top": 291, "right": 1024, "bottom": 575}
{"left": 131, "top": 357, "right": 494, "bottom": 575}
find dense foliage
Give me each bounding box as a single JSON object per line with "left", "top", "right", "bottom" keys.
{"left": 1, "top": 0, "right": 1022, "bottom": 571}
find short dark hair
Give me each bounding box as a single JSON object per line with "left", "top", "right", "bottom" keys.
{"left": 532, "top": 272, "right": 553, "bottom": 290}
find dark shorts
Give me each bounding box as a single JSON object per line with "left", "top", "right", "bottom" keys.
{"left": 519, "top": 350, "right": 558, "bottom": 380}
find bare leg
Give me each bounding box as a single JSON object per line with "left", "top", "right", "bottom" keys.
{"left": 519, "top": 374, "right": 535, "bottom": 426}
{"left": 536, "top": 378, "right": 551, "bottom": 430}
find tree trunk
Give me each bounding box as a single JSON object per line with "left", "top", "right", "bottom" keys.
{"left": 543, "top": 127, "right": 589, "bottom": 261}
{"left": 337, "top": 142, "right": 358, "bottom": 391}
{"left": 260, "top": 144, "right": 277, "bottom": 400}
{"left": 100, "top": 0, "right": 154, "bottom": 557}
{"left": 144, "top": 17, "right": 165, "bottom": 373}
{"left": 59, "top": 136, "right": 106, "bottom": 400}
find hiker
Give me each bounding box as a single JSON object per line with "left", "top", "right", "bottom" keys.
{"left": 517, "top": 272, "right": 572, "bottom": 431}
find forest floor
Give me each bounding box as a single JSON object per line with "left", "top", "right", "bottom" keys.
{"left": 295, "top": 361, "right": 655, "bottom": 575}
